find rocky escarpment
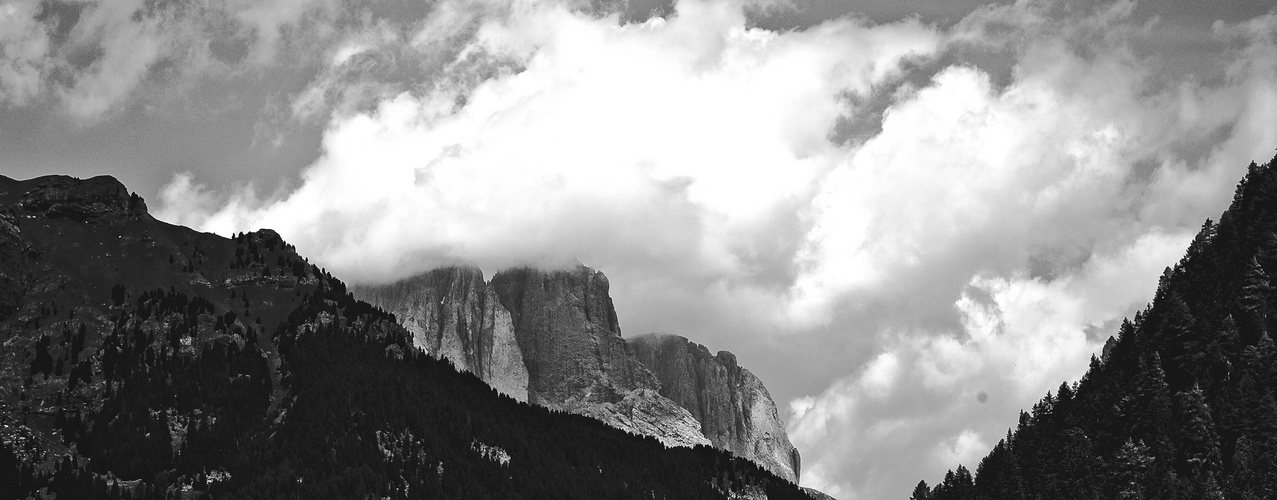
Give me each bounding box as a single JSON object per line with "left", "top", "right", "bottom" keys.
{"left": 354, "top": 266, "right": 708, "bottom": 448}
{"left": 8, "top": 175, "right": 147, "bottom": 222}
{"left": 629, "top": 333, "right": 802, "bottom": 484}
{"left": 0, "top": 208, "right": 32, "bottom": 320}
{"left": 488, "top": 267, "right": 657, "bottom": 406}
{"left": 352, "top": 267, "right": 528, "bottom": 401}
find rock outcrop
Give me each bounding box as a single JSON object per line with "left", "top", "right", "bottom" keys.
{"left": 352, "top": 267, "right": 529, "bottom": 401}
{"left": 356, "top": 266, "right": 810, "bottom": 482}
{"left": 10, "top": 175, "right": 146, "bottom": 222}
{"left": 0, "top": 208, "right": 31, "bottom": 320}
{"left": 629, "top": 332, "right": 802, "bottom": 483}
{"left": 353, "top": 265, "right": 709, "bottom": 448}
{"left": 488, "top": 267, "right": 658, "bottom": 406}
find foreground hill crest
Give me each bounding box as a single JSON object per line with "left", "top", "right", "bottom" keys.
{"left": 0, "top": 173, "right": 819, "bottom": 499}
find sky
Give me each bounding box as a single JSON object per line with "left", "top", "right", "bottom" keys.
{"left": 2, "top": 0, "right": 1276, "bottom": 497}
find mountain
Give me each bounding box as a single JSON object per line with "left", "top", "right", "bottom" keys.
{"left": 349, "top": 267, "right": 529, "bottom": 401}
{"left": 353, "top": 269, "right": 807, "bottom": 484}
{"left": 802, "top": 487, "right": 838, "bottom": 500}
{"left": 916, "top": 154, "right": 1277, "bottom": 499}
{"left": 352, "top": 266, "right": 708, "bottom": 449}
{"left": 629, "top": 333, "right": 802, "bottom": 483}
{"left": 0, "top": 174, "right": 817, "bottom": 499}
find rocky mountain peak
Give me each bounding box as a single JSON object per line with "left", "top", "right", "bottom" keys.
{"left": 490, "top": 265, "right": 621, "bottom": 336}
{"left": 353, "top": 265, "right": 528, "bottom": 401}
{"left": 356, "top": 265, "right": 809, "bottom": 481}
{"left": 355, "top": 264, "right": 710, "bottom": 448}
{"left": 489, "top": 265, "right": 651, "bottom": 405}
{"left": 3, "top": 175, "right": 146, "bottom": 222}
{"left": 629, "top": 332, "right": 802, "bottom": 483}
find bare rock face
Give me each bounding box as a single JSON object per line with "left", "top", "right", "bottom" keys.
{"left": 12, "top": 175, "right": 146, "bottom": 222}
{"left": 488, "top": 266, "right": 657, "bottom": 406}
{"left": 567, "top": 388, "right": 709, "bottom": 448}
{"left": 354, "top": 265, "right": 709, "bottom": 448}
{"left": 0, "top": 208, "right": 31, "bottom": 320}
{"left": 353, "top": 267, "right": 529, "bottom": 401}
{"left": 629, "top": 332, "right": 802, "bottom": 483}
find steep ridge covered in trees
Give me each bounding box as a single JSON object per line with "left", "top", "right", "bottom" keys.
{"left": 0, "top": 174, "right": 816, "bottom": 499}
{"left": 914, "top": 154, "right": 1277, "bottom": 499}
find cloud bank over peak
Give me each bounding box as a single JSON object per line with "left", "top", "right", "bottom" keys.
{"left": 159, "top": 0, "right": 940, "bottom": 290}
{"left": 149, "top": 0, "right": 1277, "bottom": 498}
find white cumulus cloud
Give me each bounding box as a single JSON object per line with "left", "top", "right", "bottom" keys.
{"left": 152, "top": 1, "right": 1277, "bottom": 498}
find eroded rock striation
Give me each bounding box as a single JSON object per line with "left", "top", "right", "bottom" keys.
{"left": 488, "top": 267, "right": 658, "bottom": 406}
{"left": 353, "top": 267, "right": 529, "bottom": 401}
{"left": 629, "top": 332, "right": 802, "bottom": 483}
{"left": 354, "top": 265, "right": 708, "bottom": 448}
{"left": 356, "top": 265, "right": 810, "bottom": 483}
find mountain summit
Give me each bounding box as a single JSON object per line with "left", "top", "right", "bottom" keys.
{"left": 354, "top": 265, "right": 807, "bottom": 484}
{"left": 630, "top": 332, "right": 802, "bottom": 482}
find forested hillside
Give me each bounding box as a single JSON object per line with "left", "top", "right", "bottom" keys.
{"left": 0, "top": 174, "right": 814, "bottom": 499}
{"left": 915, "top": 154, "right": 1277, "bottom": 500}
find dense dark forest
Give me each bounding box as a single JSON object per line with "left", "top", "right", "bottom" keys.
{"left": 0, "top": 175, "right": 814, "bottom": 499}
{"left": 914, "top": 154, "right": 1277, "bottom": 500}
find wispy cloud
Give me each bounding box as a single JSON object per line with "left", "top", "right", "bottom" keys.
{"left": 0, "top": 1, "right": 51, "bottom": 107}
{"left": 0, "top": 0, "right": 342, "bottom": 123}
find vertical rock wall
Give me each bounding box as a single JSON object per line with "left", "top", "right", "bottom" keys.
{"left": 488, "top": 266, "right": 657, "bottom": 406}
{"left": 629, "top": 332, "right": 802, "bottom": 483}
{"left": 354, "top": 265, "right": 709, "bottom": 448}
{"left": 353, "top": 267, "right": 529, "bottom": 402}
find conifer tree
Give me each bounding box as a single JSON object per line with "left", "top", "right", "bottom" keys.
{"left": 1229, "top": 434, "right": 1276, "bottom": 500}
{"left": 1174, "top": 384, "right": 1221, "bottom": 478}
{"left": 1130, "top": 355, "right": 1176, "bottom": 465}
{"left": 1114, "top": 439, "right": 1153, "bottom": 500}
{"left": 975, "top": 440, "right": 1024, "bottom": 500}
{"left": 0, "top": 441, "right": 17, "bottom": 500}
{"left": 1238, "top": 256, "right": 1271, "bottom": 342}
{"left": 910, "top": 480, "right": 932, "bottom": 500}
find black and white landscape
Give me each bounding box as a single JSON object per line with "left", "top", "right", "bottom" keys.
{"left": 2, "top": 0, "right": 1277, "bottom": 498}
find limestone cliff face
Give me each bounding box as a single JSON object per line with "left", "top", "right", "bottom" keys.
{"left": 353, "top": 267, "right": 529, "bottom": 401}
{"left": 354, "top": 265, "right": 708, "bottom": 448}
{"left": 488, "top": 266, "right": 657, "bottom": 406}
{"left": 488, "top": 267, "right": 709, "bottom": 448}
{"left": 629, "top": 332, "right": 802, "bottom": 483}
